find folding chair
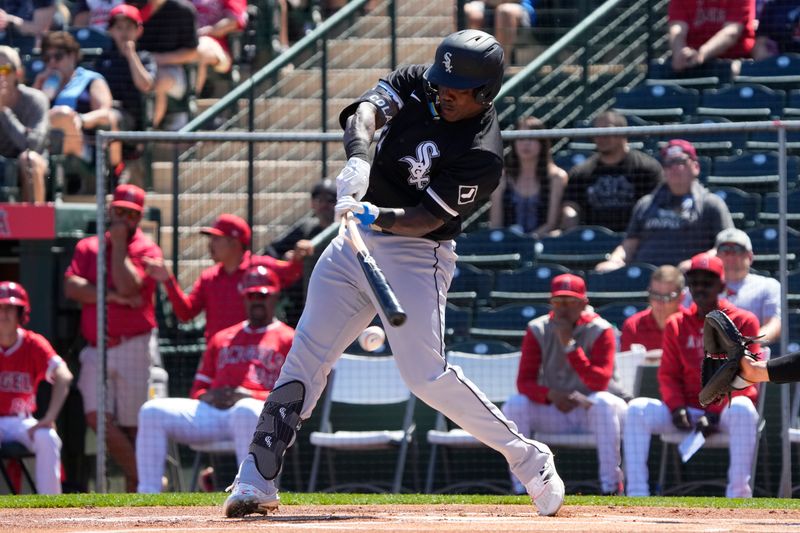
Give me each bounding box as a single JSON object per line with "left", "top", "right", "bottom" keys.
{"left": 736, "top": 54, "right": 800, "bottom": 90}
{"left": 425, "top": 350, "right": 521, "bottom": 493}
{"left": 697, "top": 84, "right": 785, "bottom": 120}
{"left": 585, "top": 263, "right": 656, "bottom": 305}
{"left": 308, "top": 353, "right": 416, "bottom": 493}
{"left": 469, "top": 303, "right": 548, "bottom": 345}
{"left": 0, "top": 442, "right": 36, "bottom": 494}
{"left": 536, "top": 226, "right": 623, "bottom": 271}
{"left": 708, "top": 152, "right": 800, "bottom": 193}
{"left": 489, "top": 263, "right": 570, "bottom": 306}
{"left": 612, "top": 83, "right": 699, "bottom": 122}
{"left": 711, "top": 187, "right": 761, "bottom": 230}
{"left": 454, "top": 228, "right": 537, "bottom": 269}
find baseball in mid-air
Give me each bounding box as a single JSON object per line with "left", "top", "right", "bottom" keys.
{"left": 358, "top": 325, "right": 386, "bottom": 352}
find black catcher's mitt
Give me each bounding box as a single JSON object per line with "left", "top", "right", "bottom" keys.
{"left": 699, "top": 309, "right": 759, "bottom": 407}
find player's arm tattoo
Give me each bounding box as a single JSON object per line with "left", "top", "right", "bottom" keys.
{"left": 343, "top": 102, "right": 378, "bottom": 161}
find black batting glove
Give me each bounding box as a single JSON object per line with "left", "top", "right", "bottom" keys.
{"left": 671, "top": 407, "right": 691, "bottom": 430}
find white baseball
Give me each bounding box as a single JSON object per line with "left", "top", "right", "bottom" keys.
{"left": 358, "top": 325, "right": 386, "bottom": 352}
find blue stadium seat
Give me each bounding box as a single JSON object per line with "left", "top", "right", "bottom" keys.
{"left": 553, "top": 150, "right": 593, "bottom": 172}
{"left": 736, "top": 54, "right": 800, "bottom": 90}
{"left": 646, "top": 58, "right": 733, "bottom": 89}
{"left": 444, "top": 339, "right": 518, "bottom": 354}
{"left": 536, "top": 225, "right": 624, "bottom": 271}
{"left": 68, "top": 27, "right": 112, "bottom": 58}
{"left": 758, "top": 190, "right": 800, "bottom": 229}
{"left": 711, "top": 187, "right": 761, "bottom": 229}
{"left": 489, "top": 263, "right": 571, "bottom": 306}
{"left": 469, "top": 303, "right": 548, "bottom": 344}
{"left": 653, "top": 116, "right": 747, "bottom": 156}
{"left": 444, "top": 303, "right": 473, "bottom": 344}
{"left": 746, "top": 226, "right": 800, "bottom": 272}
{"left": 708, "top": 152, "right": 800, "bottom": 192}
{"left": 0, "top": 26, "right": 36, "bottom": 54}
{"left": 21, "top": 55, "right": 45, "bottom": 85}
{"left": 787, "top": 270, "right": 800, "bottom": 305}
{"left": 697, "top": 84, "right": 785, "bottom": 120}
{"left": 784, "top": 89, "right": 800, "bottom": 117}
{"left": 595, "top": 302, "right": 647, "bottom": 331}
{"left": 585, "top": 263, "right": 657, "bottom": 305}
{"left": 448, "top": 263, "right": 493, "bottom": 308}
{"left": 612, "top": 83, "right": 699, "bottom": 122}
{"left": 455, "top": 227, "right": 537, "bottom": 269}
{"left": 746, "top": 129, "right": 800, "bottom": 153}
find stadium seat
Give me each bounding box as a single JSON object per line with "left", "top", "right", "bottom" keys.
{"left": 708, "top": 152, "right": 800, "bottom": 192}
{"left": 21, "top": 54, "right": 45, "bottom": 85}
{"left": 711, "top": 187, "right": 760, "bottom": 229}
{"left": 0, "top": 26, "right": 36, "bottom": 54}
{"left": 553, "top": 150, "right": 593, "bottom": 173}
{"left": 425, "top": 349, "right": 521, "bottom": 493}
{"left": 68, "top": 27, "right": 111, "bottom": 58}
{"left": 447, "top": 263, "right": 494, "bottom": 308}
{"left": 787, "top": 271, "right": 800, "bottom": 306}
{"left": 595, "top": 302, "right": 647, "bottom": 331}
{"left": 489, "top": 262, "right": 570, "bottom": 306}
{"left": 736, "top": 54, "right": 800, "bottom": 90}
{"left": 469, "top": 303, "right": 548, "bottom": 344}
{"left": 646, "top": 58, "right": 733, "bottom": 89}
{"left": 653, "top": 117, "right": 746, "bottom": 156}
{"left": 308, "top": 353, "right": 416, "bottom": 493}
{"left": 536, "top": 225, "right": 624, "bottom": 271}
{"left": 444, "top": 303, "right": 473, "bottom": 344}
{"left": 746, "top": 129, "right": 800, "bottom": 154}
{"left": 758, "top": 190, "right": 800, "bottom": 229}
{"left": 585, "top": 263, "right": 656, "bottom": 305}
{"left": 0, "top": 442, "right": 36, "bottom": 494}
{"left": 697, "top": 84, "right": 785, "bottom": 120}
{"left": 454, "top": 227, "right": 537, "bottom": 269}
{"left": 746, "top": 226, "right": 800, "bottom": 272}
{"left": 783, "top": 89, "right": 800, "bottom": 117}
{"left": 612, "top": 83, "right": 699, "bottom": 122}
{"left": 0, "top": 157, "right": 20, "bottom": 202}
{"left": 444, "top": 339, "right": 518, "bottom": 355}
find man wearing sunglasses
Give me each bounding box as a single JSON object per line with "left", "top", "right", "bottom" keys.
{"left": 621, "top": 265, "right": 685, "bottom": 351}
{"left": 0, "top": 45, "right": 49, "bottom": 203}
{"left": 624, "top": 253, "right": 761, "bottom": 498}
{"left": 64, "top": 183, "right": 164, "bottom": 492}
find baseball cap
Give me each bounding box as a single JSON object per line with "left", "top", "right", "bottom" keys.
{"left": 110, "top": 184, "right": 145, "bottom": 212}
{"left": 239, "top": 265, "right": 280, "bottom": 295}
{"left": 108, "top": 4, "right": 143, "bottom": 27}
{"left": 686, "top": 252, "right": 725, "bottom": 282}
{"left": 311, "top": 179, "right": 336, "bottom": 199}
{"left": 200, "top": 214, "right": 251, "bottom": 247}
{"left": 550, "top": 273, "right": 587, "bottom": 301}
{"left": 661, "top": 139, "right": 698, "bottom": 162}
{"left": 715, "top": 227, "right": 753, "bottom": 252}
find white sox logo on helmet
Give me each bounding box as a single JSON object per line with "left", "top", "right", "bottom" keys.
{"left": 401, "top": 141, "right": 440, "bottom": 190}
{"left": 443, "top": 51, "right": 453, "bottom": 73}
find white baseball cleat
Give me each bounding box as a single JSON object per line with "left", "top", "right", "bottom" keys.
{"left": 525, "top": 453, "right": 565, "bottom": 517}
{"left": 223, "top": 479, "right": 280, "bottom": 518}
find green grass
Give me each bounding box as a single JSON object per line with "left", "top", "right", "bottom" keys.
{"left": 1, "top": 493, "right": 800, "bottom": 509}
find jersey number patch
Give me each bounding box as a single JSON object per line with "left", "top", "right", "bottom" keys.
{"left": 400, "top": 141, "right": 440, "bottom": 190}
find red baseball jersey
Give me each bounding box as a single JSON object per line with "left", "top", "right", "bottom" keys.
{"left": 668, "top": 0, "right": 755, "bottom": 59}
{"left": 165, "top": 251, "right": 303, "bottom": 339}
{"left": 65, "top": 228, "right": 163, "bottom": 345}
{"left": 190, "top": 319, "right": 295, "bottom": 400}
{"left": 659, "top": 299, "right": 760, "bottom": 415}
{"left": 0, "top": 329, "right": 64, "bottom": 417}
{"left": 621, "top": 308, "right": 670, "bottom": 352}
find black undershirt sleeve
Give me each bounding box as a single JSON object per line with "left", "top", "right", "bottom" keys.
{"left": 767, "top": 351, "right": 800, "bottom": 384}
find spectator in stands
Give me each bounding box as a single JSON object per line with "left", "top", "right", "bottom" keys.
{"left": 33, "top": 31, "right": 124, "bottom": 186}
{"left": 136, "top": 265, "right": 293, "bottom": 493}
{"left": 131, "top": 0, "right": 199, "bottom": 130}
{"left": 620, "top": 265, "right": 684, "bottom": 352}
{"left": 0, "top": 45, "right": 49, "bottom": 203}
{"left": 64, "top": 184, "right": 163, "bottom": 493}
{"left": 715, "top": 228, "right": 781, "bottom": 344}
{"left": 189, "top": 0, "right": 247, "bottom": 95}
{"left": 624, "top": 252, "right": 760, "bottom": 498}
{"left": 72, "top": 0, "right": 124, "bottom": 31}
{"left": 668, "top": 0, "right": 756, "bottom": 72}
{"left": 752, "top": 0, "right": 800, "bottom": 59}
{"left": 0, "top": 0, "right": 57, "bottom": 41}
{"left": 595, "top": 139, "right": 733, "bottom": 272}
{"left": 464, "top": 0, "right": 535, "bottom": 65}
{"left": 501, "top": 273, "right": 628, "bottom": 496}
{"left": 489, "top": 116, "right": 568, "bottom": 237}
{"left": 144, "top": 213, "right": 309, "bottom": 340}
{"left": 562, "top": 111, "right": 662, "bottom": 233}
{"left": 0, "top": 281, "right": 73, "bottom": 495}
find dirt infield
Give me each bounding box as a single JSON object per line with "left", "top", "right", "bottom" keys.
{"left": 7, "top": 504, "right": 800, "bottom": 532}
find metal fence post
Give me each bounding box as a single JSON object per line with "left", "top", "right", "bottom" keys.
{"left": 777, "top": 125, "right": 792, "bottom": 498}
{"left": 94, "top": 132, "right": 108, "bottom": 494}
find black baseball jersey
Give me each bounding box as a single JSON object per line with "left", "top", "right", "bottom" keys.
{"left": 338, "top": 64, "right": 504, "bottom": 241}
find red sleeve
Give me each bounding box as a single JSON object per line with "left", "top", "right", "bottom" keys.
{"left": 725, "top": 0, "right": 754, "bottom": 24}
{"left": 257, "top": 255, "right": 302, "bottom": 288}
{"left": 517, "top": 329, "right": 549, "bottom": 404}
{"left": 620, "top": 316, "right": 635, "bottom": 352}
{"left": 658, "top": 316, "right": 686, "bottom": 412}
{"left": 189, "top": 336, "right": 219, "bottom": 399}
{"left": 165, "top": 274, "right": 206, "bottom": 322}
{"left": 567, "top": 327, "right": 616, "bottom": 391}
{"left": 64, "top": 239, "right": 90, "bottom": 279}
{"left": 222, "top": 0, "right": 247, "bottom": 29}
{"left": 667, "top": 0, "right": 691, "bottom": 22}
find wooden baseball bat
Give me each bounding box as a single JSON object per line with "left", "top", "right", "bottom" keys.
{"left": 341, "top": 215, "right": 407, "bottom": 327}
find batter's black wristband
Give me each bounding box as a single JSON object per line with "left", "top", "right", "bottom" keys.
{"left": 374, "top": 208, "right": 397, "bottom": 229}
{"left": 767, "top": 351, "right": 800, "bottom": 384}
{"left": 344, "top": 137, "right": 370, "bottom": 161}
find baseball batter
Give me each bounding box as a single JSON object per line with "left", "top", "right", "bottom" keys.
{"left": 223, "top": 29, "right": 564, "bottom": 518}
{"left": 0, "top": 281, "right": 73, "bottom": 494}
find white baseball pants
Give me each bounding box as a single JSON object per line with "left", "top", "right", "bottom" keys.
{"left": 0, "top": 415, "right": 62, "bottom": 494}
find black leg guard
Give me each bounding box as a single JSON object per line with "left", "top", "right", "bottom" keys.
{"left": 249, "top": 380, "right": 305, "bottom": 480}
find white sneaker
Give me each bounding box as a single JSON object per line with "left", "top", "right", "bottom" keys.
{"left": 222, "top": 480, "right": 280, "bottom": 518}
{"left": 525, "top": 453, "right": 565, "bottom": 517}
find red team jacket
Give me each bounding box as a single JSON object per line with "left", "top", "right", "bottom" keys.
{"left": 0, "top": 329, "right": 63, "bottom": 417}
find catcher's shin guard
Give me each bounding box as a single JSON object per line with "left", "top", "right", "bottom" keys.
{"left": 250, "top": 380, "right": 305, "bottom": 480}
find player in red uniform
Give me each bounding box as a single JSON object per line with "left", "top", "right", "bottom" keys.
{"left": 0, "top": 282, "right": 73, "bottom": 494}
{"left": 620, "top": 265, "right": 685, "bottom": 351}
{"left": 136, "top": 265, "right": 293, "bottom": 493}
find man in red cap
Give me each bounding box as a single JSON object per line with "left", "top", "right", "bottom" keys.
{"left": 64, "top": 183, "right": 164, "bottom": 492}
{"left": 624, "top": 252, "right": 761, "bottom": 498}
{"left": 596, "top": 139, "right": 733, "bottom": 272}
{"left": 501, "top": 273, "right": 628, "bottom": 495}
{"left": 145, "top": 213, "right": 309, "bottom": 340}
{"left": 136, "top": 265, "right": 294, "bottom": 493}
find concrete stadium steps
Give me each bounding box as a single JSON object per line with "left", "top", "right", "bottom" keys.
{"left": 325, "top": 38, "right": 442, "bottom": 70}
{"left": 347, "top": 15, "right": 453, "bottom": 39}
{"left": 147, "top": 192, "right": 308, "bottom": 227}
{"left": 151, "top": 160, "right": 323, "bottom": 194}
{"left": 159, "top": 223, "right": 291, "bottom": 262}
{"left": 249, "top": 97, "right": 355, "bottom": 129}
{"left": 275, "top": 70, "right": 388, "bottom": 99}
{"left": 190, "top": 139, "right": 346, "bottom": 164}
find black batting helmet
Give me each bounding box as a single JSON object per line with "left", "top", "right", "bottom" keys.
{"left": 424, "top": 29, "right": 505, "bottom": 105}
